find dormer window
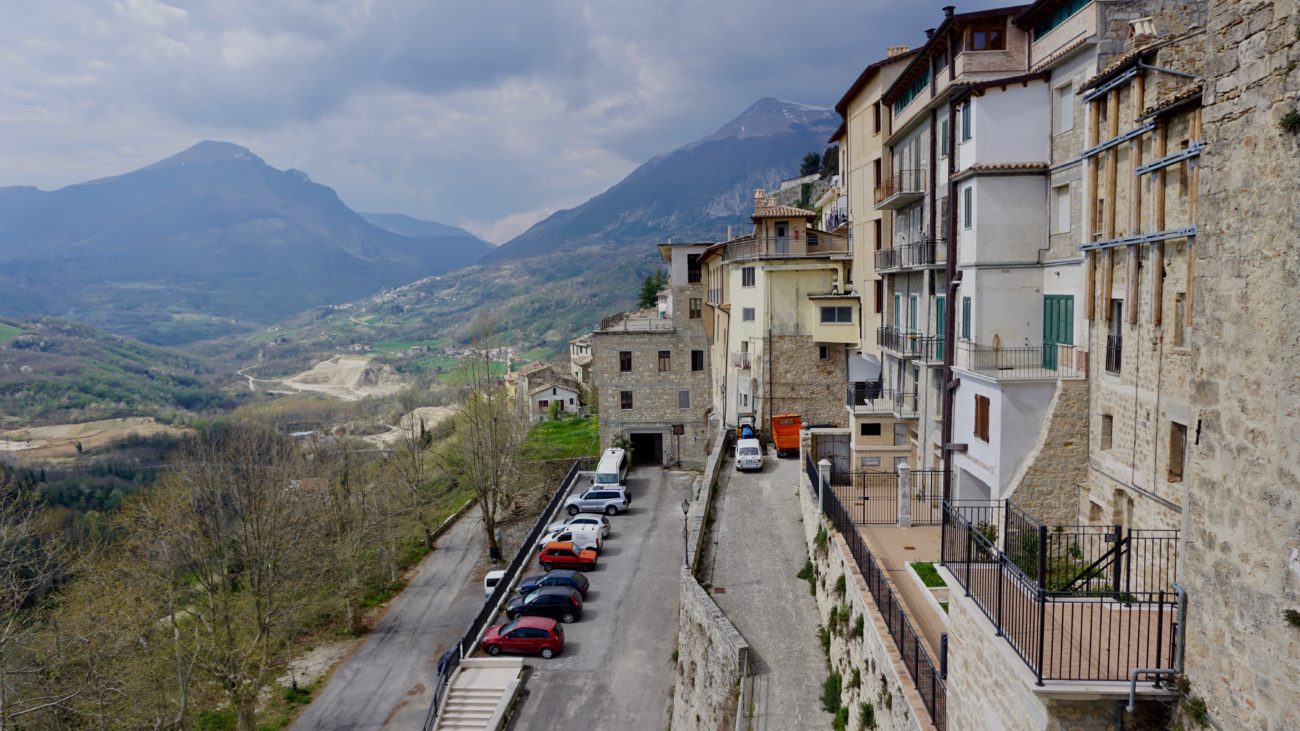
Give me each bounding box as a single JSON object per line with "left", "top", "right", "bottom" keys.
{"left": 969, "top": 21, "right": 1006, "bottom": 51}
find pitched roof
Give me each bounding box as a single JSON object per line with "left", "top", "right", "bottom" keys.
{"left": 751, "top": 205, "right": 817, "bottom": 220}
{"left": 882, "top": 4, "right": 1032, "bottom": 106}
{"left": 833, "top": 48, "right": 920, "bottom": 115}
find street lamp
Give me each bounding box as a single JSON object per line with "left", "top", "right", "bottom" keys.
{"left": 681, "top": 498, "right": 691, "bottom": 568}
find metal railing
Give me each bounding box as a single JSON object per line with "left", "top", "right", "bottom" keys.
{"left": 422, "top": 459, "right": 594, "bottom": 730}
{"left": 875, "top": 239, "right": 947, "bottom": 271}
{"left": 845, "top": 381, "right": 891, "bottom": 412}
{"left": 878, "top": 326, "right": 925, "bottom": 357}
{"left": 1105, "top": 334, "right": 1123, "bottom": 374}
{"left": 596, "top": 311, "right": 675, "bottom": 332}
{"left": 957, "top": 342, "right": 1084, "bottom": 379}
{"left": 941, "top": 501, "right": 1181, "bottom": 685}
{"left": 812, "top": 464, "right": 946, "bottom": 728}
{"left": 722, "top": 233, "right": 851, "bottom": 261}
{"left": 836, "top": 469, "right": 948, "bottom": 525}
{"left": 874, "top": 169, "right": 926, "bottom": 206}
{"left": 729, "top": 350, "right": 750, "bottom": 369}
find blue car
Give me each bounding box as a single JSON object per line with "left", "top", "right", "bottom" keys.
{"left": 518, "top": 569, "right": 590, "bottom": 598}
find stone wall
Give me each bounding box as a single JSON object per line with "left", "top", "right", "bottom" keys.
{"left": 798, "top": 441, "right": 932, "bottom": 731}
{"left": 767, "top": 334, "right": 848, "bottom": 428}
{"left": 1182, "top": 2, "right": 1300, "bottom": 729}
{"left": 1004, "top": 379, "right": 1089, "bottom": 526}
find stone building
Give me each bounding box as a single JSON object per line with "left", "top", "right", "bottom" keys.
{"left": 591, "top": 242, "right": 712, "bottom": 467}
{"left": 1181, "top": 1, "right": 1300, "bottom": 727}
{"left": 568, "top": 333, "right": 593, "bottom": 385}
{"left": 505, "top": 360, "right": 582, "bottom": 423}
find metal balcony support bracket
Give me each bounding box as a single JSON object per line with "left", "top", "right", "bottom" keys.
{"left": 1081, "top": 120, "right": 1157, "bottom": 159}
{"left": 1079, "top": 225, "right": 1197, "bottom": 252}
{"left": 1135, "top": 140, "right": 1204, "bottom": 176}
{"left": 1082, "top": 67, "right": 1138, "bottom": 102}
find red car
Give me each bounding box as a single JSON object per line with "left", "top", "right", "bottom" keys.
{"left": 538, "top": 541, "right": 598, "bottom": 571}
{"left": 481, "top": 616, "right": 565, "bottom": 659}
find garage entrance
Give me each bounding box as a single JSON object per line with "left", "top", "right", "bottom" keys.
{"left": 628, "top": 432, "right": 664, "bottom": 465}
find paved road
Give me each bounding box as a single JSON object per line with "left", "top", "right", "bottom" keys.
{"left": 293, "top": 507, "right": 486, "bottom": 731}
{"left": 506, "top": 467, "right": 690, "bottom": 731}
{"left": 707, "top": 456, "right": 830, "bottom": 731}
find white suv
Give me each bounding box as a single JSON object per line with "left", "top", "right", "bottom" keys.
{"left": 564, "top": 487, "right": 629, "bottom": 516}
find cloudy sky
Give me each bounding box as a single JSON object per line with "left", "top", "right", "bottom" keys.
{"left": 0, "top": 0, "right": 1003, "bottom": 243}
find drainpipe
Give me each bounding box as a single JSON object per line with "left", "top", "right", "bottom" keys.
{"left": 940, "top": 95, "right": 959, "bottom": 502}
{"left": 1126, "top": 581, "right": 1188, "bottom": 713}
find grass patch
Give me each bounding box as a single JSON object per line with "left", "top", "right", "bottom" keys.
{"left": 519, "top": 416, "right": 599, "bottom": 461}
{"left": 939, "top": 601, "right": 949, "bottom": 614}
{"left": 911, "top": 561, "right": 947, "bottom": 588}
{"left": 372, "top": 337, "right": 450, "bottom": 353}
{"left": 519, "top": 347, "right": 554, "bottom": 361}
{"left": 0, "top": 322, "right": 21, "bottom": 345}
{"left": 797, "top": 559, "right": 817, "bottom": 596}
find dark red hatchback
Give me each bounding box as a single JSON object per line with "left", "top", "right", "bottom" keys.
{"left": 481, "top": 616, "right": 565, "bottom": 659}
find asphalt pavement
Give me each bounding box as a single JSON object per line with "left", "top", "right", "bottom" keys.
{"left": 293, "top": 507, "right": 487, "bottom": 731}
{"left": 505, "top": 466, "right": 691, "bottom": 731}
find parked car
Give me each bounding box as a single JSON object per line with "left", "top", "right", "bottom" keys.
{"left": 536, "top": 525, "right": 603, "bottom": 553}
{"left": 482, "top": 616, "right": 565, "bottom": 658}
{"left": 483, "top": 569, "right": 507, "bottom": 599}
{"left": 592, "top": 447, "right": 629, "bottom": 488}
{"left": 538, "top": 541, "right": 598, "bottom": 571}
{"left": 735, "top": 438, "right": 764, "bottom": 471}
{"left": 564, "top": 487, "right": 629, "bottom": 516}
{"left": 518, "top": 569, "right": 590, "bottom": 597}
{"left": 546, "top": 514, "right": 611, "bottom": 538}
{"left": 505, "top": 586, "right": 583, "bottom": 623}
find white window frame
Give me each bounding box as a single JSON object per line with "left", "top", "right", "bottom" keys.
{"left": 742, "top": 307, "right": 756, "bottom": 322}
{"left": 1055, "top": 82, "right": 1075, "bottom": 134}
{"left": 1053, "top": 183, "right": 1071, "bottom": 234}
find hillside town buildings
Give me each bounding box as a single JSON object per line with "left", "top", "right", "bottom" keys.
{"left": 584, "top": 1, "right": 1298, "bottom": 728}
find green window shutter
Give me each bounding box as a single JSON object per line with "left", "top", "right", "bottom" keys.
{"left": 935, "top": 296, "right": 946, "bottom": 360}
{"left": 962, "top": 297, "right": 972, "bottom": 340}
{"left": 894, "top": 293, "right": 901, "bottom": 329}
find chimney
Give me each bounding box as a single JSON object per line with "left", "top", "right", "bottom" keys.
{"left": 754, "top": 189, "right": 768, "bottom": 212}
{"left": 943, "top": 5, "right": 955, "bottom": 18}
{"left": 886, "top": 45, "right": 910, "bottom": 57}
{"left": 1126, "top": 16, "right": 1158, "bottom": 51}
{"left": 925, "top": 28, "right": 935, "bottom": 39}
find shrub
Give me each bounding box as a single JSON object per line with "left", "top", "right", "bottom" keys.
{"left": 815, "top": 525, "right": 829, "bottom": 554}
{"left": 828, "top": 605, "right": 841, "bottom": 635}
{"left": 821, "top": 671, "right": 843, "bottom": 713}
{"left": 859, "top": 701, "right": 878, "bottom": 729}
{"left": 819, "top": 625, "right": 831, "bottom": 658}
{"left": 797, "top": 559, "right": 817, "bottom": 595}
{"left": 1281, "top": 109, "right": 1300, "bottom": 135}
{"left": 835, "top": 574, "right": 847, "bottom": 597}
{"left": 849, "top": 668, "right": 862, "bottom": 690}
{"left": 832, "top": 706, "right": 850, "bottom": 731}
{"left": 1183, "top": 696, "right": 1210, "bottom": 727}
{"left": 1284, "top": 608, "right": 1300, "bottom": 627}
{"left": 852, "top": 613, "right": 865, "bottom": 638}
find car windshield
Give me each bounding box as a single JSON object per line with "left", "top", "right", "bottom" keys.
{"left": 524, "top": 590, "right": 542, "bottom": 604}
{"left": 499, "top": 619, "right": 518, "bottom": 634}
{"left": 595, "top": 473, "right": 619, "bottom": 484}
{"left": 738, "top": 447, "right": 760, "bottom": 456}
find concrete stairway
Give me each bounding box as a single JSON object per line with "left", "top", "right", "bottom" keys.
{"left": 433, "top": 658, "right": 524, "bottom": 731}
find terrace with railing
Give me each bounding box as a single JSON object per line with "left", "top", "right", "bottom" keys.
{"left": 874, "top": 169, "right": 927, "bottom": 210}
{"left": 942, "top": 500, "right": 1183, "bottom": 686}
{"left": 721, "top": 232, "right": 851, "bottom": 262}
{"left": 595, "top": 310, "right": 675, "bottom": 333}
{"left": 956, "top": 341, "right": 1085, "bottom": 379}
{"left": 875, "top": 238, "right": 947, "bottom": 272}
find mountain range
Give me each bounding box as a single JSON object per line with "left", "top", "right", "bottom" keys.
{"left": 0, "top": 142, "right": 492, "bottom": 345}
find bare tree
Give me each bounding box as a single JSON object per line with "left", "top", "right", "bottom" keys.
{"left": 310, "top": 438, "right": 387, "bottom": 635}
{"left": 389, "top": 396, "right": 436, "bottom": 549}
{"left": 435, "top": 314, "right": 524, "bottom": 560}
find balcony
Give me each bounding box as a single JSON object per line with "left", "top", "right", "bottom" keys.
{"left": 846, "top": 382, "right": 890, "bottom": 414}
{"left": 722, "top": 233, "right": 850, "bottom": 262}
{"left": 943, "top": 501, "right": 1183, "bottom": 686}
{"left": 876, "top": 239, "right": 947, "bottom": 273}
{"left": 956, "top": 342, "right": 1085, "bottom": 379}
{"left": 1105, "top": 335, "right": 1122, "bottom": 374}
{"left": 878, "top": 326, "right": 926, "bottom": 358}
{"left": 874, "top": 169, "right": 926, "bottom": 210}
{"left": 729, "top": 350, "right": 750, "bottom": 369}
{"left": 596, "top": 311, "right": 674, "bottom": 333}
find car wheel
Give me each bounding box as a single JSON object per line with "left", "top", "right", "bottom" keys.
{"left": 486, "top": 644, "right": 501, "bottom": 656}
{"left": 605, "top": 505, "right": 618, "bottom": 516}
{"left": 540, "top": 647, "right": 555, "bottom": 659}
{"left": 541, "top": 563, "right": 552, "bottom": 571}
{"left": 560, "top": 612, "right": 576, "bottom": 624}
{"left": 567, "top": 506, "right": 579, "bottom": 515}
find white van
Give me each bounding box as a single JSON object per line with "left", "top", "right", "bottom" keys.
{"left": 484, "top": 569, "right": 506, "bottom": 599}
{"left": 593, "top": 447, "right": 629, "bottom": 489}
{"left": 735, "top": 438, "right": 764, "bottom": 471}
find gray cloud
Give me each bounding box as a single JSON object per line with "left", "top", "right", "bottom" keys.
{"left": 0, "top": 0, "right": 1006, "bottom": 242}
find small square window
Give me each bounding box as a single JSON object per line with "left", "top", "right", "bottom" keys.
{"left": 620, "top": 391, "right": 633, "bottom": 410}
{"left": 819, "top": 345, "right": 830, "bottom": 360}
{"left": 861, "top": 422, "right": 882, "bottom": 437}
{"left": 743, "top": 307, "right": 756, "bottom": 322}
{"left": 678, "top": 390, "right": 691, "bottom": 409}
{"left": 820, "top": 306, "right": 852, "bottom": 323}
{"left": 619, "top": 351, "right": 631, "bottom": 372}
{"left": 742, "top": 267, "right": 755, "bottom": 287}
{"left": 689, "top": 298, "right": 702, "bottom": 319}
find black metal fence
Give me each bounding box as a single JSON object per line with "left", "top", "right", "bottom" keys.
{"left": 957, "top": 342, "right": 1083, "bottom": 379}
{"left": 834, "top": 469, "right": 948, "bottom": 525}
{"left": 816, "top": 470, "right": 947, "bottom": 729}
{"left": 942, "top": 501, "right": 1181, "bottom": 685}
{"left": 422, "top": 458, "right": 593, "bottom": 730}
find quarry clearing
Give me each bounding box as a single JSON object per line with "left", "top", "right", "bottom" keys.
{"left": 0, "top": 417, "right": 191, "bottom": 460}
{"left": 279, "top": 355, "right": 406, "bottom": 401}
{"left": 363, "top": 405, "right": 458, "bottom": 446}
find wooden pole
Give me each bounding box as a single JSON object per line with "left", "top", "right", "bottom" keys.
{"left": 1103, "top": 89, "right": 1120, "bottom": 322}
{"left": 1127, "top": 75, "right": 1144, "bottom": 326}
{"left": 1085, "top": 97, "right": 1102, "bottom": 321}
{"left": 1186, "top": 107, "right": 1202, "bottom": 326}
{"left": 1153, "top": 123, "right": 1168, "bottom": 325}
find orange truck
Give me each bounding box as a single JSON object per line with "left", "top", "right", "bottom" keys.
{"left": 770, "top": 414, "right": 802, "bottom": 458}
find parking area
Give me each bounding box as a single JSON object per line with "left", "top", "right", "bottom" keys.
{"left": 504, "top": 466, "right": 692, "bottom": 730}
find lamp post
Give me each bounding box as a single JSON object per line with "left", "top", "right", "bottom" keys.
{"left": 681, "top": 498, "right": 691, "bottom": 568}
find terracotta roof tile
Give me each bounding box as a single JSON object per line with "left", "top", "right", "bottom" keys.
{"left": 1140, "top": 83, "right": 1203, "bottom": 120}
{"left": 751, "top": 205, "right": 816, "bottom": 220}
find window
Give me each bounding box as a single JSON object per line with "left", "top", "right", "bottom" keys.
{"left": 962, "top": 186, "right": 973, "bottom": 229}
{"left": 538, "top": 400, "right": 548, "bottom": 410}
{"left": 893, "top": 423, "right": 908, "bottom": 447}
{"left": 620, "top": 391, "right": 633, "bottom": 409}
{"left": 893, "top": 67, "right": 931, "bottom": 115}
{"left": 1053, "top": 184, "right": 1071, "bottom": 233}
{"left": 742, "top": 267, "right": 755, "bottom": 287}
{"left": 1173, "top": 292, "right": 1187, "bottom": 347}
{"left": 860, "top": 457, "right": 882, "bottom": 468}
{"left": 974, "top": 395, "right": 991, "bottom": 442}
{"left": 875, "top": 280, "right": 884, "bottom": 314}
{"left": 552, "top": 387, "right": 557, "bottom": 395}
{"left": 873, "top": 158, "right": 882, "bottom": 187}
{"left": 1034, "top": 0, "right": 1092, "bottom": 40}
{"left": 1101, "top": 413, "right": 1114, "bottom": 450}
{"left": 742, "top": 307, "right": 755, "bottom": 321}
{"left": 619, "top": 351, "right": 632, "bottom": 372}
{"left": 940, "top": 119, "right": 949, "bottom": 157}
{"left": 818, "top": 345, "right": 830, "bottom": 360}
{"left": 687, "top": 254, "right": 702, "bottom": 284}
{"left": 873, "top": 101, "right": 881, "bottom": 134}
{"left": 689, "top": 298, "right": 702, "bottom": 319}
{"left": 873, "top": 219, "right": 883, "bottom": 251}
{"left": 962, "top": 297, "right": 972, "bottom": 339}
{"left": 1106, "top": 300, "right": 1123, "bottom": 374}
{"left": 969, "top": 22, "right": 1006, "bottom": 51}
{"left": 658, "top": 350, "right": 671, "bottom": 371}
{"left": 569, "top": 398, "right": 574, "bottom": 405}
{"left": 1168, "top": 422, "right": 1187, "bottom": 481}
{"left": 1055, "top": 83, "right": 1075, "bottom": 133}
{"left": 820, "top": 306, "right": 852, "bottom": 323}
{"left": 893, "top": 293, "right": 902, "bottom": 329}
{"left": 691, "top": 350, "right": 704, "bottom": 371}
{"left": 960, "top": 102, "right": 972, "bottom": 141}
{"left": 861, "top": 422, "right": 882, "bottom": 437}
{"left": 908, "top": 295, "right": 918, "bottom": 331}
{"left": 679, "top": 390, "right": 691, "bottom": 409}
